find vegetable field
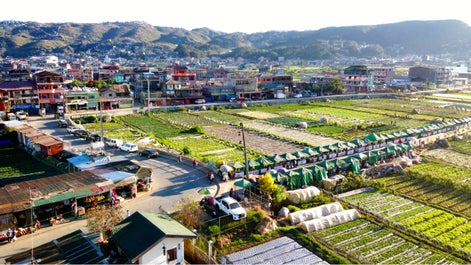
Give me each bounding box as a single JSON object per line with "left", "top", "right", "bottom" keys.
{"left": 314, "top": 218, "right": 464, "bottom": 264}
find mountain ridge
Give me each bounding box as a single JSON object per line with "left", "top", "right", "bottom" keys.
{"left": 0, "top": 19, "right": 470, "bottom": 61}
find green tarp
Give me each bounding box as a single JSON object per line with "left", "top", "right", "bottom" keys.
{"left": 33, "top": 189, "right": 91, "bottom": 207}
{"left": 293, "top": 167, "right": 314, "bottom": 186}
{"left": 307, "top": 165, "right": 327, "bottom": 182}
{"left": 256, "top": 156, "right": 273, "bottom": 167}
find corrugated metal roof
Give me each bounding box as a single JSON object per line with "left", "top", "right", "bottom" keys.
{"left": 5, "top": 230, "right": 106, "bottom": 264}
{"left": 221, "top": 236, "right": 325, "bottom": 264}
{"left": 0, "top": 171, "right": 113, "bottom": 213}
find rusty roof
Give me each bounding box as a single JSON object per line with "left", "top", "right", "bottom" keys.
{"left": 0, "top": 171, "right": 112, "bottom": 214}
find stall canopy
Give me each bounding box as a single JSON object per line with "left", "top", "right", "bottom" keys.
{"left": 363, "top": 133, "right": 385, "bottom": 143}
{"left": 247, "top": 159, "right": 261, "bottom": 169}
{"left": 292, "top": 151, "right": 309, "bottom": 159}
{"left": 269, "top": 154, "right": 286, "bottom": 164}
{"left": 301, "top": 147, "right": 319, "bottom": 157}
{"left": 256, "top": 156, "right": 273, "bottom": 167}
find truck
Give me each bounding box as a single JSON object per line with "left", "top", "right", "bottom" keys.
{"left": 213, "top": 196, "right": 247, "bottom": 220}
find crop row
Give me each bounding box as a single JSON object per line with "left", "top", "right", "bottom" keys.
{"left": 342, "top": 189, "right": 471, "bottom": 258}
{"left": 314, "top": 218, "right": 462, "bottom": 264}
{"left": 382, "top": 175, "right": 471, "bottom": 219}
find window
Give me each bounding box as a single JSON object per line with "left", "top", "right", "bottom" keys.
{"left": 167, "top": 247, "right": 177, "bottom": 261}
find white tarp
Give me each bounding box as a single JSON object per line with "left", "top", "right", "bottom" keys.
{"left": 288, "top": 202, "right": 344, "bottom": 225}
{"left": 287, "top": 186, "right": 321, "bottom": 204}
{"left": 300, "top": 209, "right": 359, "bottom": 232}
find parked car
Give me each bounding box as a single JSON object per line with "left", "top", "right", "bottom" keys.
{"left": 6, "top": 112, "right": 16, "bottom": 121}
{"left": 87, "top": 133, "right": 101, "bottom": 142}
{"left": 139, "top": 148, "right": 159, "bottom": 158}
{"left": 106, "top": 138, "right": 123, "bottom": 148}
{"left": 58, "top": 119, "right": 68, "bottom": 128}
{"left": 294, "top": 94, "right": 303, "bottom": 98}
{"left": 67, "top": 126, "right": 80, "bottom": 134}
{"left": 171, "top": 101, "right": 184, "bottom": 106}
{"left": 194, "top": 98, "right": 206, "bottom": 104}
{"left": 120, "top": 142, "right": 138, "bottom": 152}
{"left": 230, "top": 97, "right": 248, "bottom": 103}
{"left": 73, "top": 129, "right": 90, "bottom": 139}
{"left": 16, "top": 111, "right": 28, "bottom": 120}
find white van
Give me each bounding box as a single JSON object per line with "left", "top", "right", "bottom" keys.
{"left": 106, "top": 138, "right": 123, "bottom": 148}
{"left": 119, "top": 142, "right": 138, "bottom": 152}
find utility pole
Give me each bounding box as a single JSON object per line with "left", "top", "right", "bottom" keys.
{"left": 144, "top": 71, "right": 152, "bottom": 113}
{"left": 240, "top": 122, "right": 249, "bottom": 180}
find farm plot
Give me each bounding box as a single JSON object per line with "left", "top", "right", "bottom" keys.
{"left": 381, "top": 175, "right": 471, "bottom": 218}
{"left": 0, "top": 147, "right": 63, "bottom": 184}
{"left": 194, "top": 110, "right": 249, "bottom": 125}
{"left": 341, "top": 189, "right": 471, "bottom": 256}
{"left": 203, "top": 125, "right": 306, "bottom": 156}
{"left": 242, "top": 120, "right": 339, "bottom": 146}
{"left": 406, "top": 159, "right": 471, "bottom": 185}
{"left": 313, "top": 218, "right": 462, "bottom": 264}
{"left": 155, "top": 112, "right": 221, "bottom": 127}
{"left": 168, "top": 135, "right": 254, "bottom": 163}
{"left": 82, "top": 119, "right": 145, "bottom": 142}
{"left": 233, "top": 110, "right": 282, "bottom": 120}
{"left": 423, "top": 148, "right": 471, "bottom": 169}
{"left": 315, "top": 98, "right": 467, "bottom": 120}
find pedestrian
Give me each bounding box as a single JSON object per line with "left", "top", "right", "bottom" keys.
{"left": 178, "top": 153, "right": 183, "bottom": 163}
{"left": 126, "top": 210, "right": 130, "bottom": 218}
{"left": 35, "top": 219, "right": 41, "bottom": 230}
{"left": 6, "top": 228, "right": 13, "bottom": 243}
{"left": 192, "top": 158, "right": 197, "bottom": 167}
{"left": 209, "top": 173, "right": 214, "bottom": 184}
{"left": 229, "top": 188, "right": 234, "bottom": 198}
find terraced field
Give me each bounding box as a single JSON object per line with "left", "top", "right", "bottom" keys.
{"left": 243, "top": 120, "right": 339, "bottom": 146}
{"left": 203, "top": 125, "right": 306, "bottom": 156}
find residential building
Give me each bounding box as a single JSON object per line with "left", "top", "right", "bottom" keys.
{"left": 368, "top": 66, "right": 394, "bottom": 85}
{"left": 164, "top": 65, "right": 203, "bottom": 104}
{"left": 33, "top": 70, "right": 66, "bottom": 114}
{"left": 110, "top": 211, "right": 197, "bottom": 264}
{"left": 99, "top": 84, "right": 133, "bottom": 110}
{"left": 64, "top": 87, "right": 100, "bottom": 111}
{"left": 342, "top": 65, "right": 374, "bottom": 93}
{"left": 0, "top": 80, "right": 38, "bottom": 114}
{"left": 408, "top": 66, "right": 453, "bottom": 86}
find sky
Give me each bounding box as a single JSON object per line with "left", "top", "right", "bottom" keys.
{"left": 2, "top": 0, "right": 470, "bottom": 34}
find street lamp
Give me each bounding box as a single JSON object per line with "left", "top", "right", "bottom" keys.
{"left": 240, "top": 122, "right": 250, "bottom": 180}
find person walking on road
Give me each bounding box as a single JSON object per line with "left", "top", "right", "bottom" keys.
{"left": 192, "top": 158, "right": 197, "bottom": 167}
{"left": 178, "top": 153, "right": 183, "bottom": 163}
{"left": 6, "top": 228, "right": 13, "bottom": 243}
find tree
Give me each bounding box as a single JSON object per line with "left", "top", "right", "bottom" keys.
{"left": 71, "top": 79, "right": 83, "bottom": 87}
{"left": 258, "top": 173, "right": 287, "bottom": 215}
{"left": 330, "top": 77, "right": 344, "bottom": 95}
{"left": 86, "top": 205, "right": 123, "bottom": 241}
{"left": 258, "top": 173, "right": 277, "bottom": 195}
{"left": 174, "top": 197, "right": 205, "bottom": 230}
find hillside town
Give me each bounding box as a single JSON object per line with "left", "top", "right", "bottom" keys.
{"left": 2, "top": 50, "right": 471, "bottom": 265}
{"left": 0, "top": 54, "right": 469, "bottom": 119}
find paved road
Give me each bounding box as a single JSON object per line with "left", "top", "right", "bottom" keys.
{"left": 0, "top": 115, "right": 238, "bottom": 263}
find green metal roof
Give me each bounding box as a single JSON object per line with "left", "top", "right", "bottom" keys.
{"left": 112, "top": 211, "right": 196, "bottom": 262}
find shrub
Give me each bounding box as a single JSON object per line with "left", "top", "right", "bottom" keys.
{"left": 287, "top": 205, "right": 300, "bottom": 212}
{"left": 182, "top": 146, "right": 191, "bottom": 155}
{"left": 83, "top": 115, "right": 98, "bottom": 123}
{"left": 247, "top": 209, "right": 265, "bottom": 223}
{"left": 208, "top": 224, "right": 220, "bottom": 235}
